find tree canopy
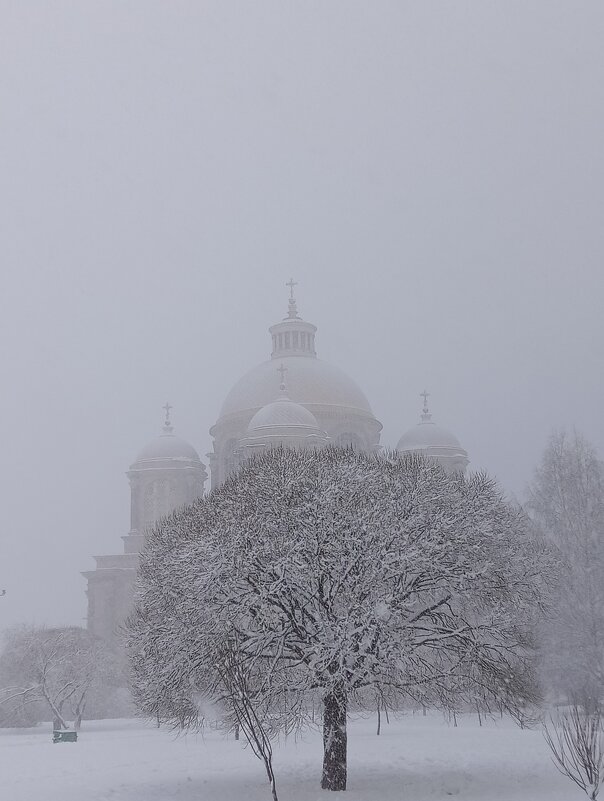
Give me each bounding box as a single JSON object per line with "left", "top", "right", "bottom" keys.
{"left": 128, "top": 447, "right": 550, "bottom": 791}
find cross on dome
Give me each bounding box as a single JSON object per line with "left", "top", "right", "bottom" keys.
{"left": 420, "top": 390, "right": 432, "bottom": 422}
{"left": 286, "top": 277, "right": 297, "bottom": 298}
{"left": 286, "top": 278, "right": 300, "bottom": 319}
{"left": 277, "top": 363, "right": 288, "bottom": 393}
{"left": 163, "top": 402, "right": 174, "bottom": 433}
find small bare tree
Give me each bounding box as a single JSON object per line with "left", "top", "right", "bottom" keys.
{"left": 0, "top": 625, "right": 116, "bottom": 730}
{"left": 544, "top": 705, "right": 604, "bottom": 800}
{"left": 529, "top": 430, "right": 604, "bottom": 713}
{"left": 216, "top": 640, "right": 279, "bottom": 801}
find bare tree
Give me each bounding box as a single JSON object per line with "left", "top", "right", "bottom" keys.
{"left": 529, "top": 430, "right": 604, "bottom": 712}
{"left": 215, "top": 638, "right": 279, "bottom": 801}
{"left": 544, "top": 705, "right": 604, "bottom": 800}
{"left": 0, "top": 626, "right": 116, "bottom": 730}
{"left": 128, "top": 448, "right": 550, "bottom": 792}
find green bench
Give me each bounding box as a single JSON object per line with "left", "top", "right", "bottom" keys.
{"left": 53, "top": 730, "right": 78, "bottom": 743}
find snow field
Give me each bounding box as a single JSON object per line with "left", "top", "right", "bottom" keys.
{"left": 0, "top": 712, "right": 572, "bottom": 801}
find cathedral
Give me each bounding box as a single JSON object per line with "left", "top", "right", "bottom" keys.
{"left": 83, "top": 284, "right": 469, "bottom": 643}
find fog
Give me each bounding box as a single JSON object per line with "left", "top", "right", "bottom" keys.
{"left": 1, "top": 2, "right": 602, "bottom": 630}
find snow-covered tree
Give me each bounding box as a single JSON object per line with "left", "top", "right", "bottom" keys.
{"left": 0, "top": 625, "right": 118, "bottom": 730}
{"left": 529, "top": 430, "right": 604, "bottom": 711}
{"left": 127, "top": 448, "right": 549, "bottom": 792}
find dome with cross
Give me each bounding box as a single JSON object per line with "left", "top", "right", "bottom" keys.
{"left": 131, "top": 403, "right": 203, "bottom": 470}
{"left": 396, "top": 392, "right": 469, "bottom": 474}
{"left": 237, "top": 365, "right": 329, "bottom": 455}
{"left": 209, "top": 281, "right": 382, "bottom": 487}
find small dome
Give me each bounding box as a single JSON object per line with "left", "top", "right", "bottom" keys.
{"left": 131, "top": 405, "right": 203, "bottom": 471}
{"left": 248, "top": 396, "right": 321, "bottom": 432}
{"left": 238, "top": 376, "right": 329, "bottom": 454}
{"left": 396, "top": 393, "right": 469, "bottom": 474}
{"left": 134, "top": 431, "right": 202, "bottom": 465}
{"left": 396, "top": 421, "right": 464, "bottom": 453}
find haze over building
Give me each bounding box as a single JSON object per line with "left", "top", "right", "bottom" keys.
{"left": 84, "top": 284, "right": 468, "bottom": 643}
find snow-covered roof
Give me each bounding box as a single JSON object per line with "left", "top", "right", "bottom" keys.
{"left": 396, "top": 421, "right": 465, "bottom": 454}
{"left": 247, "top": 395, "right": 322, "bottom": 433}
{"left": 218, "top": 292, "right": 378, "bottom": 423}
{"left": 219, "top": 356, "right": 374, "bottom": 419}
{"left": 131, "top": 431, "right": 202, "bottom": 469}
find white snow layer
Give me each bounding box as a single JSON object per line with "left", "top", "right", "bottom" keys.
{"left": 0, "top": 712, "right": 572, "bottom": 800}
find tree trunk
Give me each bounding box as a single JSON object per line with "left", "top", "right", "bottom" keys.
{"left": 74, "top": 694, "right": 86, "bottom": 731}
{"left": 74, "top": 708, "right": 85, "bottom": 731}
{"left": 321, "top": 687, "right": 347, "bottom": 791}
{"left": 44, "top": 689, "right": 68, "bottom": 731}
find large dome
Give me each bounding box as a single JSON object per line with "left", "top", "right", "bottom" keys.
{"left": 219, "top": 356, "right": 374, "bottom": 420}
{"left": 209, "top": 287, "right": 382, "bottom": 488}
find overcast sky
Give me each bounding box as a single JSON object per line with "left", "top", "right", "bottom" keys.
{"left": 1, "top": 1, "right": 603, "bottom": 630}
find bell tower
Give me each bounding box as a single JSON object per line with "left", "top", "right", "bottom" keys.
{"left": 125, "top": 404, "right": 207, "bottom": 553}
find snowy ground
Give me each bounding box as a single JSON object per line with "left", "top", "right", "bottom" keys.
{"left": 0, "top": 712, "right": 573, "bottom": 801}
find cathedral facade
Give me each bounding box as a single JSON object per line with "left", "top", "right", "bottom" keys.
{"left": 83, "top": 286, "right": 468, "bottom": 644}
